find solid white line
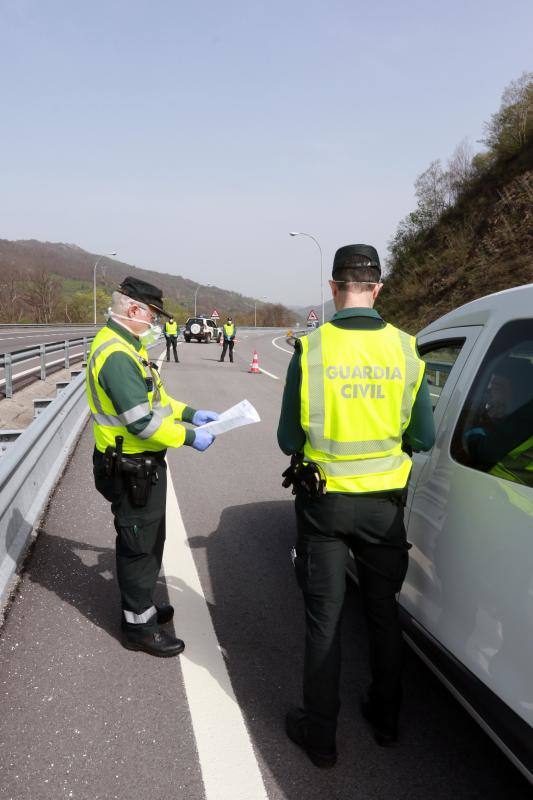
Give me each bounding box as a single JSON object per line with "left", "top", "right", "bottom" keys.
{"left": 271, "top": 335, "right": 293, "bottom": 355}
{"left": 162, "top": 475, "right": 268, "bottom": 800}
{"left": 258, "top": 367, "right": 279, "bottom": 380}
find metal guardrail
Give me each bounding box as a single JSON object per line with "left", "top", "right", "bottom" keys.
{"left": 0, "top": 372, "right": 90, "bottom": 610}
{"left": 0, "top": 337, "right": 94, "bottom": 398}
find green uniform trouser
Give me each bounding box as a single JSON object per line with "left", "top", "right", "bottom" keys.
{"left": 294, "top": 490, "right": 410, "bottom": 748}
{"left": 93, "top": 448, "right": 167, "bottom": 631}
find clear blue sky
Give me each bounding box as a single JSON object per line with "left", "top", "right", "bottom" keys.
{"left": 1, "top": 0, "right": 532, "bottom": 306}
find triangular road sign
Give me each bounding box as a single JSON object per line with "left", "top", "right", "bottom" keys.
{"left": 307, "top": 309, "right": 319, "bottom": 321}
{"left": 211, "top": 309, "right": 220, "bottom": 319}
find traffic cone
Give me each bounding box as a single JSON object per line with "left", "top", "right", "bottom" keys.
{"left": 250, "top": 350, "right": 260, "bottom": 374}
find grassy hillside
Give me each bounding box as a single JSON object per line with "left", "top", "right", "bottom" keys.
{"left": 0, "top": 240, "right": 295, "bottom": 325}
{"left": 378, "top": 74, "right": 533, "bottom": 333}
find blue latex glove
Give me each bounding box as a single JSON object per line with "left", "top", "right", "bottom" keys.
{"left": 192, "top": 429, "right": 215, "bottom": 452}
{"left": 192, "top": 410, "right": 219, "bottom": 426}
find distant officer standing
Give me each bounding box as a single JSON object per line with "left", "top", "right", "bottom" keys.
{"left": 278, "top": 245, "right": 435, "bottom": 767}
{"left": 87, "top": 277, "right": 218, "bottom": 657}
{"left": 219, "top": 316, "right": 236, "bottom": 363}
{"left": 164, "top": 316, "right": 179, "bottom": 362}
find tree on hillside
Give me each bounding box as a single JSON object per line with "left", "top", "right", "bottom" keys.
{"left": 0, "top": 278, "right": 23, "bottom": 322}
{"left": 447, "top": 138, "right": 475, "bottom": 201}
{"left": 481, "top": 71, "right": 533, "bottom": 159}
{"left": 414, "top": 160, "right": 452, "bottom": 228}
{"left": 22, "top": 268, "right": 60, "bottom": 323}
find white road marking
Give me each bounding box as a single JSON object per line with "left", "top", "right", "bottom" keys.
{"left": 271, "top": 335, "right": 294, "bottom": 355}
{"left": 258, "top": 367, "right": 279, "bottom": 380}
{"left": 162, "top": 475, "right": 269, "bottom": 800}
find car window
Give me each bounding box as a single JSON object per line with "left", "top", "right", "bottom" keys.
{"left": 418, "top": 340, "right": 465, "bottom": 411}
{"left": 451, "top": 319, "right": 533, "bottom": 488}
{"left": 207, "top": 321, "right": 215, "bottom": 328}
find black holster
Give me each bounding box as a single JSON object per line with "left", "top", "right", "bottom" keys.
{"left": 282, "top": 454, "right": 327, "bottom": 498}
{"left": 103, "top": 436, "right": 159, "bottom": 508}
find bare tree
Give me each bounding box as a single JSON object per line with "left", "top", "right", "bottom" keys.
{"left": 414, "top": 160, "right": 451, "bottom": 228}
{"left": 22, "top": 268, "right": 60, "bottom": 323}
{"left": 447, "top": 138, "right": 475, "bottom": 201}
{"left": 0, "top": 278, "right": 23, "bottom": 322}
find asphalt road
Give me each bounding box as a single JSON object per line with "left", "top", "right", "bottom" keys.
{"left": 0, "top": 327, "right": 99, "bottom": 396}
{"left": 0, "top": 327, "right": 99, "bottom": 355}
{"left": 0, "top": 331, "right": 531, "bottom": 800}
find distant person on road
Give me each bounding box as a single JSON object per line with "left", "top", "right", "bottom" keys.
{"left": 278, "top": 244, "right": 435, "bottom": 767}
{"left": 164, "top": 316, "right": 179, "bottom": 363}
{"left": 87, "top": 277, "right": 219, "bottom": 657}
{"left": 219, "top": 316, "right": 236, "bottom": 363}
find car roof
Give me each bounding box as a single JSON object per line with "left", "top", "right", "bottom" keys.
{"left": 418, "top": 283, "right": 533, "bottom": 336}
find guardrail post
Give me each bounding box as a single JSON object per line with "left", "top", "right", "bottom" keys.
{"left": 5, "top": 353, "right": 12, "bottom": 399}
{"left": 82, "top": 337, "right": 87, "bottom": 360}
{"left": 40, "top": 344, "right": 46, "bottom": 380}
{"left": 64, "top": 340, "right": 70, "bottom": 369}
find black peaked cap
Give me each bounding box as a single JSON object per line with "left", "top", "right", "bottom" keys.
{"left": 332, "top": 244, "right": 381, "bottom": 277}
{"left": 118, "top": 276, "right": 171, "bottom": 317}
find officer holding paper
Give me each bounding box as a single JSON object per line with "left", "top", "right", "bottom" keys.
{"left": 278, "top": 245, "right": 435, "bottom": 767}
{"left": 87, "top": 277, "right": 218, "bottom": 658}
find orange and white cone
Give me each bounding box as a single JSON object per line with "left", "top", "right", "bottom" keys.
{"left": 250, "top": 350, "right": 260, "bottom": 373}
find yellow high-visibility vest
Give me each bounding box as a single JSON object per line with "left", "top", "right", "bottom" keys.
{"left": 86, "top": 325, "right": 187, "bottom": 454}
{"left": 489, "top": 435, "right": 533, "bottom": 486}
{"left": 300, "top": 321, "right": 425, "bottom": 493}
{"left": 224, "top": 323, "right": 235, "bottom": 337}
{"left": 165, "top": 321, "right": 178, "bottom": 335}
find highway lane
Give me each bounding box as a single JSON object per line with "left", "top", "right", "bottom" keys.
{"left": 0, "top": 332, "right": 530, "bottom": 799}
{"left": 0, "top": 326, "right": 99, "bottom": 355}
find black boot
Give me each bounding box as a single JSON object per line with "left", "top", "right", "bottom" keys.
{"left": 123, "top": 627, "right": 185, "bottom": 657}
{"left": 285, "top": 707, "right": 337, "bottom": 768}
{"left": 360, "top": 698, "right": 398, "bottom": 746}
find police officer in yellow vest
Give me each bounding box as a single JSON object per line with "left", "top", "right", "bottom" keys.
{"left": 278, "top": 245, "right": 435, "bottom": 767}
{"left": 87, "top": 277, "right": 218, "bottom": 657}
{"left": 219, "top": 317, "right": 236, "bottom": 363}
{"left": 164, "top": 316, "right": 179, "bottom": 363}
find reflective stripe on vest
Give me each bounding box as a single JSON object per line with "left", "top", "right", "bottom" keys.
{"left": 300, "top": 322, "right": 425, "bottom": 492}
{"left": 86, "top": 326, "right": 174, "bottom": 453}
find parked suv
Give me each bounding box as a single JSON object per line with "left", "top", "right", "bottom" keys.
{"left": 183, "top": 317, "right": 222, "bottom": 343}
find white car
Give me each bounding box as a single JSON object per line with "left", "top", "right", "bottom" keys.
{"left": 351, "top": 283, "right": 533, "bottom": 783}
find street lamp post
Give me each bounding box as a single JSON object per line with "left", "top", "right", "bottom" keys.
{"left": 194, "top": 284, "right": 211, "bottom": 317}
{"left": 289, "top": 232, "right": 324, "bottom": 325}
{"left": 93, "top": 251, "right": 117, "bottom": 324}
{"left": 254, "top": 296, "right": 267, "bottom": 327}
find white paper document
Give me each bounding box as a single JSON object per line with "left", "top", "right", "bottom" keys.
{"left": 197, "top": 399, "right": 261, "bottom": 436}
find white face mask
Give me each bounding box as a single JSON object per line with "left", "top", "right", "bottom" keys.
{"left": 109, "top": 310, "right": 162, "bottom": 346}
{"left": 138, "top": 324, "right": 162, "bottom": 346}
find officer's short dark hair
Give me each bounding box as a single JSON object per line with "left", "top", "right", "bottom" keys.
{"left": 333, "top": 264, "right": 381, "bottom": 285}
{"left": 332, "top": 244, "right": 381, "bottom": 287}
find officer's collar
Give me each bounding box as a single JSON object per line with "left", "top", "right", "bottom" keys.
{"left": 107, "top": 318, "right": 142, "bottom": 351}
{"left": 330, "top": 307, "right": 383, "bottom": 321}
